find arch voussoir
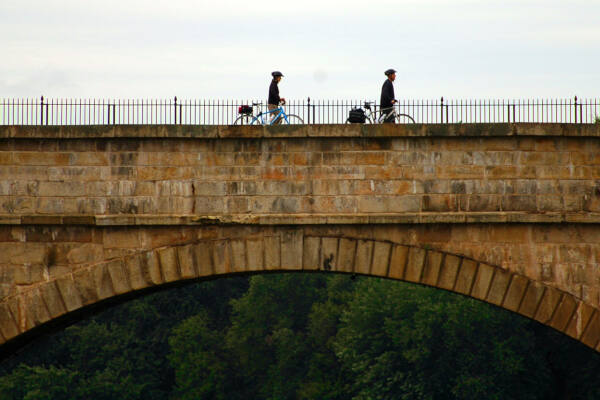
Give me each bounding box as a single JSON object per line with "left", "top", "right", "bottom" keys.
{"left": 2, "top": 231, "right": 600, "bottom": 352}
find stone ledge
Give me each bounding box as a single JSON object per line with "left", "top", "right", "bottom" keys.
{"left": 1, "top": 212, "right": 600, "bottom": 226}
{"left": 0, "top": 123, "right": 599, "bottom": 139}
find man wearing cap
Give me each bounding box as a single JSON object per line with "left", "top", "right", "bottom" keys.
{"left": 380, "top": 69, "right": 397, "bottom": 123}
{"left": 268, "top": 71, "right": 286, "bottom": 124}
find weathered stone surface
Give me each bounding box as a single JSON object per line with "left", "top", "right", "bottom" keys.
{"left": 404, "top": 247, "right": 426, "bottom": 283}
{"left": 550, "top": 294, "right": 578, "bottom": 331}
{"left": 371, "top": 242, "right": 391, "bottom": 277}
{"left": 281, "top": 230, "right": 303, "bottom": 270}
{"left": 319, "top": 237, "right": 338, "bottom": 272}
{"left": 355, "top": 240, "right": 374, "bottom": 275}
{"left": 502, "top": 275, "right": 529, "bottom": 312}
{"left": 337, "top": 238, "right": 356, "bottom": 273}
{"left": 303, "top": 237, "right": 320, "bottom": 270}
{"left": 230, "top": 240, "right": 247, "bottom": 272}
{"left": 194, "top": 242, "right": 214, "bottom": 276}
{"left": 106, "top": 259, "right": 131, "bottom": 294}
{"left": 454, "top": 259, "right": 478, "bottom": 295}
{"left": 421, "top": 250, "right": 443, "bottom": 286}
{"left": 486, "top": 269, "right": 512, "bottom": 306}
{"left": 158, "top": 247, "right": 180, "bottom": 282}
{"left": 438, "top": 254, "right": 461, "bottom": 291}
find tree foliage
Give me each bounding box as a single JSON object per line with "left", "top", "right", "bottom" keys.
{"left": 1, "top": 274, "right": 600, "bottom": 399}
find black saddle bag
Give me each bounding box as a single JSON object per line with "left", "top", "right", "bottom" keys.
{"left": 348, "top": 108, "right": 366, "bottom": 123}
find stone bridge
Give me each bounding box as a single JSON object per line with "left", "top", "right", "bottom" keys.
{"left": 1, "top": 123, "right": 600, "bottom": 355}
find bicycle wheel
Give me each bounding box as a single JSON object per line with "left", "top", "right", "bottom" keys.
{"left": 233, "top": 115, "right": 254, "bottom": 125}
{"left": 285, "top": 114, "right": 304, "bottom": 125}
{"left": 396, "top": 113, "right": 415, "bottom": 124}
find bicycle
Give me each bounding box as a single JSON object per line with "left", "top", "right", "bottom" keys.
{"left": 347, "top": 101, "right": 415, "bottom": 124}
{"left": 234, "top": 102, "right": 304, "bottom": 125}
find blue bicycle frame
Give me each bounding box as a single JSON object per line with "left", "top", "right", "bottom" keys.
{"left": 251, "top": 107, "right": 290, "bottom": 125}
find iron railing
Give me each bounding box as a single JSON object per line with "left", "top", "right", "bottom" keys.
{"left": 1, "top": 96, "right": 598, "bottom": 125}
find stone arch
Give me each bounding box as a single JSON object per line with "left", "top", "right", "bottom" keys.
{"left": 1, "top": 232, "right": 599, "bottom": 355}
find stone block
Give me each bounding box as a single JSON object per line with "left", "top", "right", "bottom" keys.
{"left": 246, "top": 239, "right": 264, "bottom": 271}
{"left": 40, "top": 281, "right": 67, "bottom": 318}
{"left": 535, "top": 287, "right": 563, "bottom": 325}
{"left": 337, "top": 238, "right": 357, "bottom": 273}
{"left": 454, "top": 259, "right": 478, "bottom": 295}
{"left": 421, "top": 250, "right": 443, "bottom": 286}
{"left": 565, "top": 302, "right": 596, "bottom": 340}
{"left": 355, "top": 240, "right": 374, "bottom": 275}
{"left": 281, "top": 230, "right": 303, "bottom": 270}
{"left": 582, "top": 313, "right": 600, "bottom": 349}
{"left": 93, "top": 263, "right": 115, "bottom": 300}
{"left": 438, "top": 254, "right": 461, "bottom": 291}
{"left": 261, "top": 236, "right": 279, "bottom": 270}
{"left": 518, "top": 281, "right": 546, "bottom": 318}
{"left": 176, "top": 245, "right": 198, "bottom": 279}
{"left": 320, "top": 237, "right": 339, "bottom": 272}
{"left": 230, "top": 240, "right": 247, "bottom": 272}
{"left": 387, "top": 244, "right": 409, "bottom": 280}
{"left": 73, "top": 267, "right": 99, "bottom": 306}
{"left": 56, "top": 275, "right": 83, "bottom": 312}
{"left": 143, "top": 251, "right": 163, "bottom": 285}
{"left": 124, "top": 254, "right": 150, "bottom": 290}
{"left": 194, "top": 242, "right": 214, "bottom": 276}
{"left": 549, "top": 294, "right": 578, "bottom": 332}
{"left": 371, "top": 241, "right": 391, "bottom": 277}
{"left": 486, "top": 269, "right": 511, "bottom": 306}
{"left": 303, "top": 237, "right": 320, "bottom": 270}
{"left": 502, "top": 275, "right": 529, "bottom": 312}
{"left": 404, "top": 247, "right": 426, "bottom": 283}
{"left": 106, "top": 259, "right": 130, "bottom": 295}
{"left": 0, "top": 303, "right": 20, "bottom": 341}
{"left": 158, "top": 247, "right": 180, "bottom": 282}
{"left": 213, "top": 241, "right": 232, "bottom": 274}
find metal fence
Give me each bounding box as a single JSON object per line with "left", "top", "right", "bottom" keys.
{"left": 1, "top": 96, "right": 599, "bottom": 125}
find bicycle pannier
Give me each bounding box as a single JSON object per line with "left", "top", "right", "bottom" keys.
{"left": 348, "top": 108, "right": 366, "bottom": 123}
{"left": 239, "top": 105, "right": 253, "bottom": 115}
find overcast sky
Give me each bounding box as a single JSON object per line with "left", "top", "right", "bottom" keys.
{"left": 2, "top": 0, "right": 599, "bottom": 101}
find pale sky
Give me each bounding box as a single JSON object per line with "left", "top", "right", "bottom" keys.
{"left": 2, "top": 0, "right": 599, "bottom": 101}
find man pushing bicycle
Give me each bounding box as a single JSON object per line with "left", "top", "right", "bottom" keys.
{"left": 268, "top": 71, "right": 286, "bottom": 124}
{"left": 380, "top": 68, "right": 397, "bottom": 123}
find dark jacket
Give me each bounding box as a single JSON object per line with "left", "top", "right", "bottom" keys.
{"left": 268, "top": 79, "right": 280, "bottom": 105}
{"left": 380, "top": 79, "right": 395, "bottom": 110}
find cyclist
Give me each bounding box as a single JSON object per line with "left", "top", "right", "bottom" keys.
{"left": 268, "top": 71, "right": 286, "bottom": 124}
{"left": 380, "top": 68, "right": 397, "bottom": 123}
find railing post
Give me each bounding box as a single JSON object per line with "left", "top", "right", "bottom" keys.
{"left": 40, "top": 96, "right": 44, "bottom": 125}
{"left": 307, "top": 97, "right": 311, "bottom": 124}
{"left": 174, "top": 96, "right": 178, "bottom": 125}
{"left": 574, "top": 96, "right": 578, "bottom": 124}
{"left": 507, "top": 103, "right": 511, "bottom": 123}
{"left": 440, "top": 97, "right": 444, "bottom": 123}
{"left": 107, "top": 101, "right": 111, "bottom": 125}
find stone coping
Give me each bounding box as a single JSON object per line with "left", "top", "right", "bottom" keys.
{"left": 2, "top": 212, "right": 600, "bottom": 226}
{"left": 0, "top": 123, "right": 599, "bottom": 139}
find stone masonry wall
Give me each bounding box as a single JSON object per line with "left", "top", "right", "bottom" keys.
{"left": 0, "top": 133, "right": 599, "bottom": 217}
